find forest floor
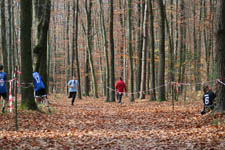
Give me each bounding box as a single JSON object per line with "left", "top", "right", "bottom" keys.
{"left": 0, "top": 94, "right": 225, "bottom": 150}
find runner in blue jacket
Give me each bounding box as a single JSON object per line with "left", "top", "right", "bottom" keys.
{"left": 33, "top": 72, "right": 50, "bottom": 112}
{"left": 0, "top": 64, "right": 7, "bottom": 113}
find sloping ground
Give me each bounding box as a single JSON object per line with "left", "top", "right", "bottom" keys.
{"left": 0, "top": 95, "right": 224, "bottom": 150}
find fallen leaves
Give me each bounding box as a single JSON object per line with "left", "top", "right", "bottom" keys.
{"left": 0, "top": 95, "right": 224, "bottom": 149}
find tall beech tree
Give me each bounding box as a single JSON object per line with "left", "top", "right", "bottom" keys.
{"left": 20, "top": 0, "right": 37, "bottom": 110}
{"left": 149, "top": 0, "right": 156, "bottom": 100}
{"left": 99, "top": 0, "right": 109, "bottom": 102}
{"left": 127, "top": 0, "right": 134, "bottom": 102}
{"left": 109, "top": 0, "right": 115, "bottom": 102}
{"left": 157, "top": 0, "right": 166, "bottom": 101}
{"left": 135, "top": 0, "right": 143, "bottom": 98}
{"left": 139, "top": 0, "right": 149, "bottom": 99}
{"left": 84, "top": 0, "right": 98, "bottom": 98}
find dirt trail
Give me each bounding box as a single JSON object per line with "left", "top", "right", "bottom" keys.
{"left": 0, "top": 95, "right": 224, "bottom": 149}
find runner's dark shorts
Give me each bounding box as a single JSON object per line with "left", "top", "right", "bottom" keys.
{"left": 35, "top": 88, "right": 47, "bottom": 97}
{"left": 0, "top": 92, "right": 7, "bottom": 99}
{"left": 68, "top": 92, "right": 77, "bottom": 98}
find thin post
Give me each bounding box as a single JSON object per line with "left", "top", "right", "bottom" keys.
{"left": 15, "top": 66, "right": 18, "bottom": 131}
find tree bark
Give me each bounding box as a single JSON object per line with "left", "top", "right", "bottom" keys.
{"left": 139, "top": 0, "right": 149, "bottom": 99}
{"left": 33, "top": 0, "right": 51, "bottom": 91}
{"left": 66, "top": 1, "right": 70, "bottom": 94}
{"left": 20, "top": 0, "right": 37, "bottom": 110}
{"left": 128, "top": 0, "right": 134, "bottom": 102}
{"left": 73, "top": 0, "right": 81, "bottom": 99}
{"left": 149, "top": 0, "right": 156, "bottom": 100}
{"left": 7, "top": 0, "right": 12, "bottom": 79}
{"left": 135, "top": 0, "right": 143, "bottom": 98}
{"left": 85, "top": 0, "right": 98, "bottom": 98}
{"left": 99, "top": 0, "right": 109, "bottom": 102}
{"left": 109, "top": 0, "right": 115, "bottom": 102}
{"left": 157, "top": 0, "right": 166, "bottom": 101}
{"left": 215, "top": 0, "right": 225, "bottom": 112}
{"left": 1, "top": 0, "right": 9, "bottom": 77}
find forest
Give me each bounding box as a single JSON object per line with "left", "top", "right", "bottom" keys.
{"left": 0, "top": 0, "right": 225, "bottom": 149}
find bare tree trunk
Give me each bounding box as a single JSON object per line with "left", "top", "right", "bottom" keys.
{"left": 52, "top": 1, "right": 57, "bottom": 94}
{"left": 84, "top": 0, "right": 98, "bottom": 98}
{"left": 157, "top": 0, "right": 166, "bottom": 101}
{"left": 20, "top": 0, "right": 37, "bottom": 110}
{"left": 84, "top": 48, "right": 90, "bottom": 96}
{"left": 135, "top": 0, "right": 143, "bottom": 98}
{"left": 109, "top": 0, "right": 115, "bottom": 102}
{"left": 193, "top": 2, "right": 198, "bottom": 90}
{"left": 139, "top": 0, "right": 149, "bottom": 99}
{"left": 7, "top": 0, "right": 12, "bottom": 78}
{"left": 167, "top": 0, "right": 175, "bottom": 84}
{"left": 178, "top": 0, "right": 186, "bottom": 94}
{"left": 73, "top": 0, "right": 81, "bottom": 99}
{"left": 1, "top": 0, "right": 9, "bottom": 77}
{"left": 66, "top": 1, "right": 70, "bottom": 94}
{"left": 149, "top": 0, "right": 156, "bottom": 100}
{"left": 215, "top": 0, "right": 225, "bottom": 112}
{"left": 99, "top": 0, "right": 109, "bottom": 102}
{"left": 127, "top": 0, "right": 134, "bottom": 102}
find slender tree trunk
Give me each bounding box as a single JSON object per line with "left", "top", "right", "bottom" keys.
{"left": 139, "top": 0, "right": 149, "bottom": 99}
{"left": 118, "top": 0, "right": 125, "bottom": 78}
{"left": 157, "top": 0, "right": 166, "bottom": 101}
{"left": 149, "top": 0, "right": 156, "bottom": 100}
{"left": 72, "top": 0, "right": 81, "bottom": 99}
{"left": 215, "top": 0, "right": 225, "bottom": 112}
{"left": 109, "top": 0, "right": 115, "bottom": 102}
{"left": 12, "top": 2, "right": 20, "bottom": 69}
{"left": 99, "top": 0, "right": 109, "bottom": 102}
{"left": 203, "top": 1, "right": 210, "bottom": 81}
{"left": 128, "top": 0, "right": 134, "bottom": 102}
{"left": 20, "top": 0, "right": 37, "bottom": 110}
{"left": 193, "top": 2, "right": 198, "bottom": 90}
{"left": 8, "top": 0, "right": 12, "bottom": 78}
{"left": 175, "top": 0, "right": 179, "bottom": 68}
{"left": 84, "top": 48, "right": 90, "bottom": 96}
{"left": 11, "top": 0, "right": 16, "bottom": 71}
{"left": 178, "top": 0, "right": 186, "bottom": 92}
{"left": 85, "top": 0, "right": 98, "bottom": 98}
{"left": 66, "top": 1, "right": 70, "bottom": 94}
{"left": 196, "top": 1, "right": 202, "bottom": 91}
{"left": 1, "top": 0, "right": 9, "bottom": 77}
{"left": 135, "top": 0, "right": 143, "bottom": 98}
{"left": 52, "top": 1, "right": 57, "bottom": 94}
{"left": 71, "top": 1, "right": 75, "bottom": 78}
{"left": 167, "top": 0, "right": 175, "bottom": 84}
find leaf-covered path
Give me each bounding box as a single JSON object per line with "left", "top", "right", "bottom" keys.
{"left": 0, "top": 95, "right": 224, "bottom": 149}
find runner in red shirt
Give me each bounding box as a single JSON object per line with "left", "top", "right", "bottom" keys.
{"left": 115, "top": 77, "right": 126, "bottom": 104}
